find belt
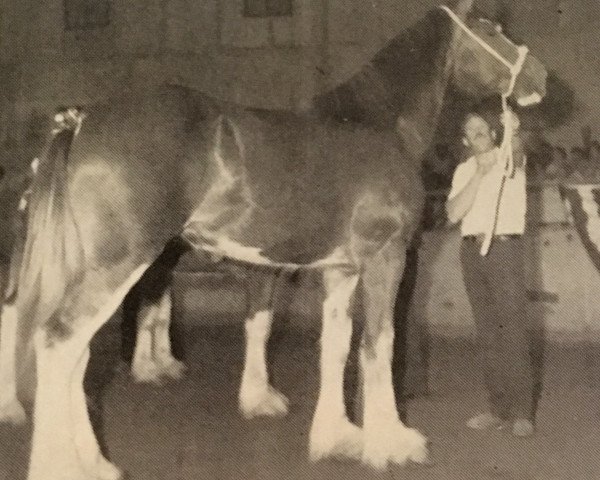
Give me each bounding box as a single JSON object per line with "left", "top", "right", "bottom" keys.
{"left": 463, "top": 234, "right": 521, "bottom": 243}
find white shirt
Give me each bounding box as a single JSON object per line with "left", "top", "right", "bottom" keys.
{"left": 448, "top": 148, "right": 527, "bottom": 236}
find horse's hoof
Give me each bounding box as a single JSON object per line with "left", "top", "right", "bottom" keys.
{"left": 362, "top": 424, "right": 428, "bottom": 470}
{"left": 309, "top": 416, "right": 363, "bottom": 462}
{"left": 239, "top": 386, "right": 289, "bottom": 419}
{"left": 0, "top": 400, "right": 27, "bottom": 425}
{"left": 131, "top": 362, "right": 164, "bottom": 385}
{"left": 92, "top": 457, "right": 126, "bottom": 480}
{"left": 158, "top": 359, "right": 186, "bottom": 381}
{"left": 407, "top": 447, "right": 435, "bottom": 468}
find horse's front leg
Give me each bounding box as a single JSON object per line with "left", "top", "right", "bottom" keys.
{"left": 239, "top": 271, "right": 289, "bottom": 418}
{"left": 360, "top": 241, "right": 429, "bottom": 470}
{"left": 309, "top": 268, "right": 362, "bottom": 461}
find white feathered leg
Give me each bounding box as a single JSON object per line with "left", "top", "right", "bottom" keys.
{"left": 359, "top": 246, "right": 429, "bottom": 470}
{"left": 27, "top": 264, "right": 147, "bottom": 480}
{"left": 130, "top": 300, "right": 163, "bottom": 384}
{"left": 309, "top": 270, "right": 362, "bottom": 461}
{"left": 28, "top": 334, "right": 124, "bottom": 480}
{"left": 153, "top": 287, "right": 186, "bottom": 380}
{"left": 360, "top": 330, "right": 428, "bottom": 469}
{"left": 239, "top": 309, "right": 289, "bottom": 418}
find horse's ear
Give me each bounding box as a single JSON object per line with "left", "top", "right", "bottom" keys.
{"left": 453, "top": 0, "right": 475, "bottom": 18}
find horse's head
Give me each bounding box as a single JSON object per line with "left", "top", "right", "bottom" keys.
{"left": 449, "top": 13, "right": 547, "bottom": 107}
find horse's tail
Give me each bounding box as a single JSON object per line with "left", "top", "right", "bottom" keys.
{"left": 17, "top": 109, "right": 85, "bottom": 338}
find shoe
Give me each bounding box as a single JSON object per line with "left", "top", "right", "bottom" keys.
{"left": 466, "top": 412, "right": 504, "bottom": 430}
{"left": 512, "top": 419, "right": 534, "bottom": 437}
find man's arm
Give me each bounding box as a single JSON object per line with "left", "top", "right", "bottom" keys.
{"left": 446, "top": 152, "right": 496, "bottom": 224}
{"left": 445, "top": 169, "right": 483, "bottom": 224}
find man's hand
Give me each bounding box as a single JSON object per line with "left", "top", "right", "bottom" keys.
{"left": 475, "top": 150, "right": 497, "bottom": 176}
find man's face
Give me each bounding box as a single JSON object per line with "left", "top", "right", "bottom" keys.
{"left": 463, "top": 115, "right": 495, "bottom": 155}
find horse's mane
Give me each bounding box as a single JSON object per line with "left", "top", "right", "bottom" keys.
{"left": 313, "top": 8, "right": 453, "bottom": 128}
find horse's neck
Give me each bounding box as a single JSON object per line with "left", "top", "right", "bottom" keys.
{"left": 396, "top": 51, "right": 452, "bottom": 162}
{"left": 314, "top": 9, "right": 454, "bottom": 130}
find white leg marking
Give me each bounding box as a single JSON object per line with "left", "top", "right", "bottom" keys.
{"left": 361, "top": 331, "right": 428, "bottom": 470}
{"left": 153, "top": 288, "right": 186, "bottom": 380}
{"left": 239, "top": 309, "right": 289, "bottom": 419}
{"left": 28, "top": 263, "right": 148, "bottom": 480}
{"left": 309, "top": 273, "right": 362, "bottom": 462}
{"left": 131, "top": 301, "right": 163, "bottom": 384}
{"left": 0, "top": 304, "right": 26, "bottom": 424}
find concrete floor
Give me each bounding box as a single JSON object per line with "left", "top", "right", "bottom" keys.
{"left": 2, "top": 319, "right": 600, "bottom": 480}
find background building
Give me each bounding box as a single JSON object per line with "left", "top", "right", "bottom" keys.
{"left": 0, "top": 0, "right": 599, "bottom": 148}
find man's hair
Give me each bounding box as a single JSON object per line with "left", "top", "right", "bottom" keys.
{"left": 462, "top": 110, "right": 502, "bottom": 147}
{"left": 463, "top": 97, "right": 509, "bottom": 143}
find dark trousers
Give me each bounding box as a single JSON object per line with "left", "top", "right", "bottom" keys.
{"left": 460, "top": 237, "right": 534, "bottom": 420}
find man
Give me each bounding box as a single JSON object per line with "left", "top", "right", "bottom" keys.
{"left": 446, "top": 110, "right": 535, "bottom": 437}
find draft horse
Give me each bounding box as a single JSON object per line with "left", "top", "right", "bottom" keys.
{"left": 15, "top": 2, "right": 546, "bottom": 478}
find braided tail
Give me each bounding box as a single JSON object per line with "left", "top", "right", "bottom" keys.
{"left": 17, "top": 110, "right": 85, "bottom": 339}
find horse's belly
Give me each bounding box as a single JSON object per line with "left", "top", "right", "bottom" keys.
{"left": 223, "top": 210, "right": 345, "bottom": 265}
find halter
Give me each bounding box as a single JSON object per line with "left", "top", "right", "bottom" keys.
{"left": 440, "top": 5, "right": 530, "bottom": 255}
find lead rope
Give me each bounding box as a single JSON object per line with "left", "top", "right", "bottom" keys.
{"left": 479, "top": 45, "right": 528, "bottom": 256}
{"left": 439, "top": 5, "right": 529, "bottom": 255}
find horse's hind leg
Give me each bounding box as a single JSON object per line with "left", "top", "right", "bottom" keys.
{"left": 359, "top": 241, "right": 429, "bottom": 470}
{"left": 71, "top": 346, "right": 123, "bottom": 480}
{"left": 29, "top": 331, "right": 122, "bottom": 480}
{"left": 0, "top": 299, "right": 26, "bottom": 424}
{"left": 239, "top": 270, "right": 289, "bottom": 419}
{"left": 152, "top": 285, "right": 186, "bottom": 379}
{"left": 131, "top": 287, "right": 184, "bottom": 385}
{"left": 131, "top": 296, "right": 163, "bottom": 384}
{"left": 27, "top": 264, "right": 148, "bottom": 480}
{"left": 309, "top": 267, "right": 362, "bottom": 462}
{"left": 131, "top": 239, "right": 189, "bottom": 384}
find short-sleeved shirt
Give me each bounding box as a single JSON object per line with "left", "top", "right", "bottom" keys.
{"left": 448, "top": 148, "right": 527, "bottom": 237}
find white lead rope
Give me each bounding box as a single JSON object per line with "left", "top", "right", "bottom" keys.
{"left": 439, "top": 5, "right": 529, "bottom": 255}
{"left": 479, "top": 46, "right": 528, "bottom": 256}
